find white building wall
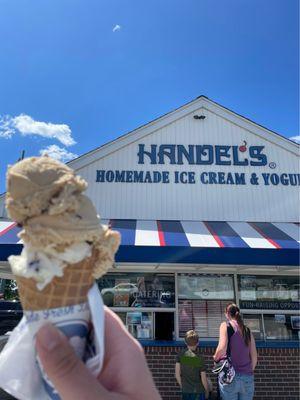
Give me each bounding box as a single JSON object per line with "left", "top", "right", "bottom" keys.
{"left": 76, "top": 107, "right": 299, "bottom": 222}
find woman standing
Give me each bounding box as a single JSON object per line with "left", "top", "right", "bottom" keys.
{"left": 213, "top": 303, "right": 257, "bottom": 400}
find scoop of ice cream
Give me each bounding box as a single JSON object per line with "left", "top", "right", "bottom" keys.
{"left": 19, "top": 195, "right": 105, "bottom": 250}
{"left": 6, "top": 156, "right": 87, "bottom": 224}
{"left": 9, "top": 242, "right": 92, "bottom": 290}
{"left": 6, "top": 155, "right": 120, "bottom": 289}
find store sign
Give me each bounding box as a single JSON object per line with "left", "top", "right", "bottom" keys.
{"left": 137, "top": 143, "right": 267, "bottom": 166}
{"left": 95, "top": 142, "right": 300, "bottom": 187}
{"left": 240, "top": 300, "right": 300, "bottom": 311}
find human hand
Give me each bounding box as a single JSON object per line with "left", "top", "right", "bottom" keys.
{"left": 36, "top": 307, "right": 161, "bottom": 400}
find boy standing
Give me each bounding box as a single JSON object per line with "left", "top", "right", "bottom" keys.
{"left": 175, "top": 330, "right": 209, "bottom": 400}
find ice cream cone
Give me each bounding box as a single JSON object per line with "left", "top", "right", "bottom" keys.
{"left": 16, "top": 250, "right": 96, "bottom": 311}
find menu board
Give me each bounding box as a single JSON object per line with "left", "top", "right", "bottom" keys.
{"left": 178, "top": 299, "right": 230, "bottom": 338}
{"left": 178, "top": 274, "right": 234, "bottom": 300}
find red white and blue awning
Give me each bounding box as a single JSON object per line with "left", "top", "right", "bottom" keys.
{"left": 1, "top": 220, "right": 299, "bottom": 266}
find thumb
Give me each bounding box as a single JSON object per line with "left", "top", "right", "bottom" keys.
{"left": 36, "top": 323, "right": 112, "bottom": 400}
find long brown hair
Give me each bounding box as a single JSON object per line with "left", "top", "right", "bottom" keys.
{"left": 226, "top": 303, "right": 251, "bottom": 346}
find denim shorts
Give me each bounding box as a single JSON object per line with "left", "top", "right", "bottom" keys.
{"left": 182, "top": 393, "right": 206, "bottom": 400}
{"left": 219, "top": 373, "right": 254, "bottom": 400}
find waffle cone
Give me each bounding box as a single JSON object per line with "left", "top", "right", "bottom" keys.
{"left": 16, "top": 251, "right": 96, "bottom": 311}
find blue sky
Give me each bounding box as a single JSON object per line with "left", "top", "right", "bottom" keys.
{"left": 0, "top": 0, "right": 299, "bottom": 193}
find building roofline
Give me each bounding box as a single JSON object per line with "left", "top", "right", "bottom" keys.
{"left": 68, "top": 95, "right": 299, "bottom": 171}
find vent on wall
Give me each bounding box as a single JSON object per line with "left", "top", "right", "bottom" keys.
{"left": 193, "top": 115, "right": 206, "bottom": 120}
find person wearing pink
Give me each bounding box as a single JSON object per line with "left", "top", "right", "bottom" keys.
{"left": 214, "top": 303, "right": 258, "bottom": 400}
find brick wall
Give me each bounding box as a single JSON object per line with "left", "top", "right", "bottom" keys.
{"left": 144, "top": 346, "right": 300, "bottom": 400}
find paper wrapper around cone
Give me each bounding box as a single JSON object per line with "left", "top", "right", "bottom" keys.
{"left": 16, "top": 251, "right": 96, "bottom": 311}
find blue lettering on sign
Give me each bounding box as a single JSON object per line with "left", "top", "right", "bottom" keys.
{"left": 249, "top": 146, "right": 267, "bottom": 166}
{"left": 95, "top": 143, "right": 299, "bottom": 187}
{"left": 96, "top": 170, "right": 300, "bottom": 186}
{"left": 232, "top": 146, "right": 248, "bottom": 166}
{"left": 196, "top": 145, "right": 213, "bottom": 165}
{"left": 215, "top": 145, "right": 231, "bottom": 165}
{"left": 137, "top": 143, "right": 268, "bottom": 166}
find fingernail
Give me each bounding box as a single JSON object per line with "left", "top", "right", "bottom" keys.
{"left": 37, "top": 323, "right": 62, "bottom": 351}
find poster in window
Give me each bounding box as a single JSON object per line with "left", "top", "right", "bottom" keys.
{"left": 126, "top": 312, "right": 142, "bottom": 325}
{"left": 113, "top": 293, "right": 130, "bottom": 307}
{"left": 274, "top": 314, "right": 286, "bottom": 324}
{"left": 137, "top": 327, "right": 151, "bottom": 339}
{"left": 291, "top": 316, "right": 300, "bottom": 330}
{"left": 127, "top": 324, "right": 137, "bottom": 337}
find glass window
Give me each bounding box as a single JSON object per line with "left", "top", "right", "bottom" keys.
{"left": 98, "top": 273, "right": 175, "bottom": 308}
{"left": 178, "top": 274, "right": 234, "bottom": 300}
{"left": 115, "top": 311, "right": 153, "bottom": 339}
{"left": 263, "top": 314, "right": 299, "bottom": 341}
{"left": 243, "top": 314, "right": 264, "bottom": 340}
{"left": 238, "top": 275, "right": 300, "bottom": 311}
{"left": 178, "top": 274, "right": 235, "bottom": 338}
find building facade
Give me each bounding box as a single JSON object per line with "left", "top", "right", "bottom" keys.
{"left": 0, "top": 96, "right": 299, "bottom": 399}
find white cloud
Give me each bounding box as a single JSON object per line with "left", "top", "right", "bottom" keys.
{"left": 0, "top": 115, "right": 15, "bottom": 138}
{"left": 39, "top": 145, "right": 78, "bottom": 162}
{"left": 112, "top": 24, "right": 121, "bottom": 32}
{"left": 14, "top": 114, "right": 75, "bottom": 146}
{"left": 289, "top": 135, "right": 300, "bottom": 144}
{"left": 0, "top": 114, "right": 75, "bottom": 146}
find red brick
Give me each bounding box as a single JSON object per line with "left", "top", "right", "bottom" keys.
{"left": 144, "top": 346, "right": 300, "bottom": 400}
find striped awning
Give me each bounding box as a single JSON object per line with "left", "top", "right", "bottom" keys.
{"left": 1, "top": 220, "right": 299, "bottom": 266}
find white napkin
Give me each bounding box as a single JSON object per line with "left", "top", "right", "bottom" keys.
{"left": 0, "top": 283, "right": 105, "bottom": 400}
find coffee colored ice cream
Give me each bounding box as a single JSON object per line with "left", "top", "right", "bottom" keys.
{"left": 6, "top": 156, "right": 120, "bottom": 290}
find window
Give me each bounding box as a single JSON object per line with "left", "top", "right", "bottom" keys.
{"left": 114, "top": 312, "right": 153, "bottom": 339}
{"left": 98, "top": 273, "right": 175, "bottom": 308}
{"left": 238, "top": 275, "right": 299, "bottom": 311}
{"left": 178, "top": 274, "right": 235, "bottom": 338}
{"left": 243, "top": 314, "right": 264, "bottom": 340}
{"left": 115, "top": 311, "right": 175, "bottom": 340}
{"left": 99, "top": 273, "right": 175, "bottom": 340}
{"left": 263, "top": 314, "right": 299, "bottom": 341}
{"left": 239, "top": 275, "right": 299, "bottom": 341}
{"left": 178, "top": 274, "right": 234, "bottom": 300}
